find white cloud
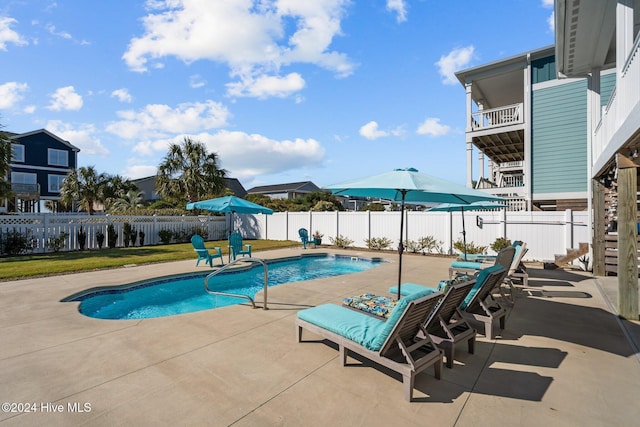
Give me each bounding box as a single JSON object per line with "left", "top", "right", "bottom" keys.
{"left": 547, "top": 11, "right": 555, "bottom": 32}
{"left": 541, "top": 0, "right": 554, "bottom": 8}
{"left": 0, "top": 16, "right": 28, "bottom": 50}
{"left": 436, "top": 46, "right": 475, "bottom": 85}
{"left": 111, "top": 88, "right": 133, "bottom": 103}
{"left": 189, "top": 74, "right": 206, "bottom": 89}
{"left": 121, "top": 164, "right": 157, "bottom": 180}
{"left": 0, "top": 82, "right": 28, "bottom": 109}
{"left": 359, "top": 121, "right": 388, "bottom": 140}
{"left": 122, "top": 1, "right": 354, "bottom": 99}
{"left": 45, "top": 120, "right": 109, "bottom": 156}
{"left": 226, "top": 72, "right": 305, "bottom": 98}
{"left": 106, "top": 100, "right": 230, "bottom": 140}
{"left": 416, "top": 117, "right": 451, "bottom": 137}
{"left": 386, "top": 0, "right": 407, "bottom": 23}
{"left": 47, "top": 86, "right": 83, "bottom": 111}
{"left": 131, "top": 130, "right": 325, "bottom": 182}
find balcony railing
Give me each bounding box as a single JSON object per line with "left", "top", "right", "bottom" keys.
{"left": 593, "top": 33, "right": 640, "bottom": 167}
{"left": 497, "top": 161, "right": 524, "bottom": 171}
{"left": 470, "top": 103, "right": 524, "bottom": 131}
{"left": 11, "top": 183, "right": 40, "bottom": 197}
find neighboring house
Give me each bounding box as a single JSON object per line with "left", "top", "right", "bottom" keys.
{"left": 456, "top": 46, "right": 616, "bottom": 212}
{"left": 554, "top": 0, "right": 640, "bottom": 312}
{"left": 247, "top": 181, "right": 320, "bottom": 200}
{"left": 131, "top": 176, "right": 247, "bottom": 202}
{"left": 4, "top": 129, "right": 80, "bottom": 213}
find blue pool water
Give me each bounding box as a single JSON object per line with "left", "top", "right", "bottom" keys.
{"left": 66, "top": 255, "right": 384, "bottom": 320}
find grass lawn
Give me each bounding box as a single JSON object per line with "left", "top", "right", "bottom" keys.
{"left": 0, "top": 240, "right": 299, "bottom": 281}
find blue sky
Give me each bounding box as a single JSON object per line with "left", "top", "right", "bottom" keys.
{"left": 0, "top": 0, "right": 555, "bottom": 191}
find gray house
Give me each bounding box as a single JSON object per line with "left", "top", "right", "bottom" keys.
{"left": 131, "top": 176, "right": 247, "bottom": 202}
{"left": 247, "top": 181, "right": 320, "bottom": 200}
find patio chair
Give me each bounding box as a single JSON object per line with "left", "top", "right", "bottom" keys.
{"left": 423, "top": 281, "right": 477, "bottom": 368}
{"left": 449, "top": 245, "right": 515, "bottom": 278}
{"left": 228, "top": 232, "right": 252, "bottom": 261}
{"left": 458, "top": 265, "right": 509, "bottom": 340}
{"left": 190, "top": 234, "right": 224, "bottom": 267}
{"left": 296, "top": 289, "right": 444, "bottom": 402}
{"left": 298, "top": 228, "right": 315, "bottom": 249}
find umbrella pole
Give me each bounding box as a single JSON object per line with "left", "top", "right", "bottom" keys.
{"left": 461, "top": 207, "right": 467, "bottom": 261}
{"left": 397, "top": 191, "right": 407, "bottom": 300}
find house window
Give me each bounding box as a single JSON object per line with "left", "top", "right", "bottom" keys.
{"left": 48, "top": 174, "right": 66, "bottom": 193}
{"left": 11, "top": 144, "right": 24, "bottom": 162}
{"left": 48, "top": 148, "right": 68, "bottom": 167}
{"left": 11, "top": 172, "right": 37, "bottom": 184}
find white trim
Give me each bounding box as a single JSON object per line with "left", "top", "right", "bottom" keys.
{"left": 533, "top": 76, "right": 585, "bottom": 91}
{"left": 532, "top": 191, "right": 588, "bottom": 200}
{"left": 9, "top": 164, "right": 73, "bottom": 173}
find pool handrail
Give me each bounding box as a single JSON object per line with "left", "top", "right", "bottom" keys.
{"left": 204, "top": 257, "right": 269, "bottom": 310}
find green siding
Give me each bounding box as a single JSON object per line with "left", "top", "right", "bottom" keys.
{"left": 601, "top": 72, "right": 616, "bottom": 108}
{"left": 532, "top": 55, "right": 556, "bottom": 84}
{"left": 531, "top": 80, "right": 588, "bottom": 194}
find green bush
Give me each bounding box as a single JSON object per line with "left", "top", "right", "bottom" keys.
{"left": 46, "top": 232, "right": 69, "bottom": 253}
{"left": 96, "top": 230, "right": 105, "bottom": 249}
{"left": 404, "top": 236, "right": 443, "bottom": 254}
{"left": 1, "top": 229, "right": 36, "bottom": 256}
{"left": 107, "top": 224, "right": 118, "bottom": 249}
{"left": 490, "top": 237, "right": 511, "bottom": 253}
{"left": 158, "top": 229, "right": 173, "bottom": 245}
{"left": 453, "top": 239, "right": 487, "bottom": 255}
{"left": 123, "top": 222, "right": 137, "bottom": 247}
{"left": 138, "top": 230, "right": 145, "bottom": 246}
{"left": 365, "top": 237, "right": 392, "bottom": 250}
{"left": 329, "top": 235, "right": 353, "bottom": 249}
{"left": 77, "top": 226, "right": 87, "bottom": 250}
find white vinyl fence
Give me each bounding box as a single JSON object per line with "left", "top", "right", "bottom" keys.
{"left": 0, "top": 210, "right": 589, "bottom": 262}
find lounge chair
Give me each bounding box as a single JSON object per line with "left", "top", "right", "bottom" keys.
{"left": 449, "top": 245, "right": 515, "bottom": 279}
{"left": 458, "top": 265, "right": 509, "bottom": 340}
{"left": 424, "top": 281, "right": 477, "bottom": 368}
{"left": 296, "top": 289, "right": 444, "bottom": 402}
{"left": 190, "top": 234, "right": 224, "bottom": 267}
{"left": 228, "top": 232, "right": 252, "bottom": 261}
{"left": 298, "top": 228, "right": 315, "bottom": 249}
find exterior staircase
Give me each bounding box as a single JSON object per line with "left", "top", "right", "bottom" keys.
{"left": 544, "top": 242, "right": 590, "bottom": 270}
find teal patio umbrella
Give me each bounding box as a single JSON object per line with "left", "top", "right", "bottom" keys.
{"left": 187, "top": 196, "right": 274, "bottom": 262}
{"left": 325, "top": 168, "right": 504, "bottom": 299}
{"left": 428, "top": 201, "right": 507, "bottom": 261}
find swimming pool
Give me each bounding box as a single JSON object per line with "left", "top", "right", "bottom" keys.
{"left": 64, "top": 254, "right": 384, "bottom": 320}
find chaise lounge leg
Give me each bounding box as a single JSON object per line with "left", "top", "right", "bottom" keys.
{"left": 485, "top": 320, "right": 494, "bottom": 340}
{"left": 339, "top": 345, "right": 347, "bottom": 366}
{"left": 434, "top": 356, "right": 443, "bottom": 380}
{"left": 468, "top": 336, "right": 475, "bottom": 354}
{"left": 296, "top": 325, "right": 303, "bottom": 342}
{"left": 499, "top": 315, "right": 506, "bottom": 330}
{"left": 403, "top": 374, "right": 415, "bottom": 402}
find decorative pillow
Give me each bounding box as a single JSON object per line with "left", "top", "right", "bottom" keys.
{"left": 342, "top": 293, "right": 398, "bottom": 319}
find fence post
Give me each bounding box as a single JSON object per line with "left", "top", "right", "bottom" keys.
{"left": 565, "top": 209, "right": 574, "bottom": 253}
{"left": 502, "top": 208, "right": 507, "bottom": 238}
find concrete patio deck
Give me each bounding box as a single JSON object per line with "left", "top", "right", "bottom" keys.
{"left": 1, "top": 247, "right": 639, "bottom": 426}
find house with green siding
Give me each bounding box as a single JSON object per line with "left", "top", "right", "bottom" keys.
{"left": 455, "top": 46, "right": 615, "bottom": 211}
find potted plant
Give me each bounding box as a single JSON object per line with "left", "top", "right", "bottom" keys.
{"left": 313, "top": 231, "right": 323, "bottom": 245}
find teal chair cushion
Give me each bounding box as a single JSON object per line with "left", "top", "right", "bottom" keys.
{"left": 388, "top": 282, "right": 438, "bottom": 297}
{"left": 298, "top": 287, "right": 435, "bottom": 351}
{"left": 460, "top": 264, "right": 503, "bottom": 310}
{"left": 450, "top": 260, "right": 484, "bottom": 270}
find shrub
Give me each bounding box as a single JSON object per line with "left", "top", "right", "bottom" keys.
{"left": 490, "top": 237, "right": 511, "bottom": 253}
{"left": 329, "top": 235, "right": 353, "bottom": 248}
{"left": 158, "top": 229, "right": 173, "bottom": 245}
{"left": 45, "top": 232, "right": 69, "bottom": 253}
{"left": 453, "top": 239, "right": 487, "bottom": 255}
{"left": 96, "top": 230, "right": 105, "bottom": 249}
{"left": 107, "top": 224, "right": 118, "bottom": 249}
{"left": 404, "top": 236, "right": 443, "bottom": 254}
{"left": 365, "top": 237, "right": 392, "bottom": 250}
{"left": 138, "top": 230, "right": 145, "bottom": 246}
{"left": 1, "top": 229, "right": 36, "bottom": 256}
{"left": 77, "top": 226, "right": 87, "bottom": 250}
{"left": 123, "top": 222, "right": 136, "bottom": 247}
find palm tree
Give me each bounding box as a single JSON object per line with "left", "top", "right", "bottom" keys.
{"left": 59, "top": 166, "right": 107, "bottom": 215}
{"left": 101, "top": 174, "right": 138, "bottom": 210}
{"left": 110, "top": 189, "right": 144, "bottom": 213}
{"left": 156, "top": 137, "right": 227, "bottom": 203}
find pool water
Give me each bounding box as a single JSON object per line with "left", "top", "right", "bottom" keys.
{"left": 67, "top": 255, "right": 384, "bottom": 320}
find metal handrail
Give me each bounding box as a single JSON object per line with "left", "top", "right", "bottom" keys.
{"left": 204, "top": 257, "right": 269, "bottom": 310}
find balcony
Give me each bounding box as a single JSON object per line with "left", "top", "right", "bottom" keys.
{"left": 11, "top": 183, "right": 40, "bottom": 199}
{"left": 471, "top": 103, "right": 524, "bottom": 131}
{"left": 593, "top": 34, "right": 640, "bottom": 173}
